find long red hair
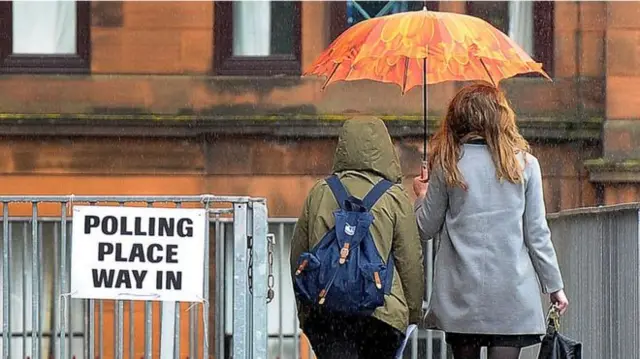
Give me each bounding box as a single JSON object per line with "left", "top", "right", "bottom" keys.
{"left": 428, "top": 83, "right": 529, "bottom": 189}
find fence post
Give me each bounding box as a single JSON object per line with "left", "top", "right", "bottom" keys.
{"left": 160, "top": 302, "right": 176, "bottom": 359}
{"left": 2, "top": 203, "right": 10, "bottom": 359}
{"left": 31, "top": 203, "right": 40, "bottom": 359}
{"left": 251, "top": 201, "right": 269, "bottom": 359}
{"left": 214, "top": 216, "right": 225, "bottom": 359}
{"left": 233, "top": 203, "right": 249, "bottom": 359}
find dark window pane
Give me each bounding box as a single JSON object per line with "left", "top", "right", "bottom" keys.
{"left": 346, "top": 1, "right": 437, "bottom": 27}
{"left": 467, "top": 1, "right": 509, "bottom": 34}
{"left": 270, "top": 1, "right": 295, "bottom": 55}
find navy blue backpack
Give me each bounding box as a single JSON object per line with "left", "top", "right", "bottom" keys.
{"left": 293, "top": 174, "right": 395, "bottom": 315}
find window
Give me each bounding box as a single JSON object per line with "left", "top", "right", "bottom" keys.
{"left": 214, "top": 1, "right": 301, "bottom": 76}
{"left": 330, "top": 1, "right": 439, "bottom": 41}
{"left": 466, "top": 1, "right": 554, "bottom": 76}
{"left": 0, "top": 1, "right": 90, "bottom": 74}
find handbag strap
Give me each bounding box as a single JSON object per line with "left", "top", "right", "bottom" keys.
{"left": 545, "top": 304, "right": 561, "bottom": 334}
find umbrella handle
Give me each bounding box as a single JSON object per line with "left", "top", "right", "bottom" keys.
{"left": 421, "top": 160, "right": 429, "bottom": 180}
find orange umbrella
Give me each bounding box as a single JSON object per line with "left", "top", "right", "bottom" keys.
{"left": 304, "top": 7, "right": 550, "bottom": 162}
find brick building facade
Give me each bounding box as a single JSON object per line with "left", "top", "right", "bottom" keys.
{"left": 0, "top": 1, "right": 633, "bottom": 356}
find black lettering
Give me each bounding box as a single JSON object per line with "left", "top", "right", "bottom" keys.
{"left": 148, "top": 217, "right": 156, "bottom": 236}
{"left": 155, "top": 270, "right": 182, "bottom": 289}
{"left": 101, "top": 216, "right": 118, "bottom": 235}
{"left": 97, "top": 242, "right": 114, "bottom": 261}
{"left": 158, "top": 218, "right": 174, "bottom": 237}
{"left": 147, "top": 244, "right": 163, "bottom": 263}
{"left": 177, "top": 218, "right": 193, "bottom": 237}
{"left": 85, "top": 216, "right": 196, "bottom": 237}
{"left": 94, "top": 269, "right": 147, "bottom": 289}
{"left": 84, "top": 215, "right": 100, "bottom": 235}
{"left": 131, "top": 270, "right": 147, "bottom": 289}
{"left": 120, "top": 216, "right": 133, "bottom": 235}
{"left": 134, "top": 217, "right": 147, "bottom": 236}
{"left": 114, "top": 243, "right": 127, "bottom": 262}
{"left": 128, "top": 243, "right": 146, "bottom": 262}
{"left": 156, "top": 271, "right": 163, "bottom": 289}
{"left": 166, "top": 271, "right": 182, "bottom": 290}
{"left": 115, "top": 270, "right": 132, "bottom": 289}
{"left": 166, "top": 244, "right": 178, "bottom": 263}
{"left": 92, "top": 269, "right": 115, "bottom": 288}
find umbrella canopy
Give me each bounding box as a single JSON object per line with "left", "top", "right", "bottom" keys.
{"left": 305, "top": 8, "right": 550, "bottom": 93}
{"left": 304, "top": 7, "right": 550, "bottom": 164}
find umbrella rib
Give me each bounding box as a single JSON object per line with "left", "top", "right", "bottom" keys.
{"left": 479, "top": 58, "right": 497, "bottom": 87}
{"left": 401, "top": 57, "right": 410, "bottom": 94}
{"left": 321, "top": 62, "right": 341, "bottom": 91}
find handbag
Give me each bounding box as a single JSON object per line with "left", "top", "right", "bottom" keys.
{"left": 537, "top": 305, "right": 582, "bottom": 359}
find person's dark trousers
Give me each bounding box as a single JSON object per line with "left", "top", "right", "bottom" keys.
{"left": 302, "top": 307, "right": 404, "bottom": 359}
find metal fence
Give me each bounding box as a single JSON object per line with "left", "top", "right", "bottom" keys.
{"left": 0, "top": 195, "right": 270, "bottom": 359}
{"left": 258, "top": 207, "right": 640, "bottom": 359}
{"left": 531, "top": 203, "right": 640, "bottom": 359}
{"left": 5, "top": 198, "right": 632, "bottom": 359}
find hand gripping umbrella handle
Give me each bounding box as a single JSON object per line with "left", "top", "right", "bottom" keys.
{"left": 420, "top": 160, "right": 429, "bottom": 181}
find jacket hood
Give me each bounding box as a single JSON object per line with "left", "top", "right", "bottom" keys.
{"left": 332, "top": 117, "right": 403, "bottom": 183}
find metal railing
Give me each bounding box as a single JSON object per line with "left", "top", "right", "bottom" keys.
{"left": 257, "top": 208, "right": 640, "bottom": 359}
{"left": 0, "top": 195, "right": 270, "bottom": 359}
{"left": 5, "top": 199, "right": 627, "bottom": 359}
{"left": 527, "top": 203, "right": 640, "bottom": 359}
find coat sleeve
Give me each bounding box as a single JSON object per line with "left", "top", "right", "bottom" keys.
{"left": 392, "top": 187, "right": 425, "bottom": 324}
{"left": 290, "top": 190, "right": 311, "bottom": 284}
{"left": 523, "top": 156, "right": 564, "bottom": 294}
{"left": 414, "top": 168, "right": 448, "bottom": 240}
{"left": 289, "top": 187, "right": 313, "bottom": 321}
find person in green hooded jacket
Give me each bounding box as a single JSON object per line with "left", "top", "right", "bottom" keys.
{"left": 290, "top": 117, "right": 425, "bottom": 358}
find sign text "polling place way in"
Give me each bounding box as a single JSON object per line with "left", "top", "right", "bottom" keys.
{"left": 70, "top": 205, "right": 206, "bottom": 302}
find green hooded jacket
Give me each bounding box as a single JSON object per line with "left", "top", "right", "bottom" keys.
{"left": 289, "top": 117, "right": 425, "bottom": 332}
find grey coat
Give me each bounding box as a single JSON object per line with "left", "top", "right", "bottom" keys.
{"left": 415, "top": 144, "right": 564, "bottom": 335}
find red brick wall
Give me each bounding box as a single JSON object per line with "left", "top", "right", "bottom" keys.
{"left": 599, "top": 2, "right": 640, "bottom": 203}
{"left": 91, "top": 2, "right": 213, "bottom": 73}
{"left": 0, "top": 1, "right": 606, "bottom": 118}
{"left": 0, "top": 1, "right": 620, "bottom": 354}
{"left": 0, "top": 136, "right": 598, "bottom": 217}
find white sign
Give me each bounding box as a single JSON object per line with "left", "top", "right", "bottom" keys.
{"left": 70, "top": 205, "right": 206, "bottom": 302}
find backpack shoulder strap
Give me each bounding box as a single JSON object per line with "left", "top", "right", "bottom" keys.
{"left": 326, "top": 175, "right": 350, "bottom": 210}
{"left": 362, "top": 179, "right": 394, "bottom": 211}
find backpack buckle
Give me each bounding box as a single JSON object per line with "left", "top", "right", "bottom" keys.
{"left": 339, "top": 243, "right": 351, "bottom": 264}
{"left": 295, "top": 259, "right": 308, "bottom": 276}
{"left": 373, "top": 272, "right": 382, "bottom": 289}
{"left": 318, "top": 289, "right": 327, "bottom": 305}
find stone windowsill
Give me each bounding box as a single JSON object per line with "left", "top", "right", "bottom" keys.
{"left": 584, "top": 158, "right": 640, "bottom": 183}
{"left": 0, "top": 113, "right": 603, "bottom": 141}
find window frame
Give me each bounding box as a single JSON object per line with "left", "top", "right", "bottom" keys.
{"left": 213, "top": 1, "right": 302, "bottom": 76}
{"left": 466, "top": 1, "right": 555, "bottom": 77}
{"left": 0, "top": 1, "right": 91, "bottom": 74}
